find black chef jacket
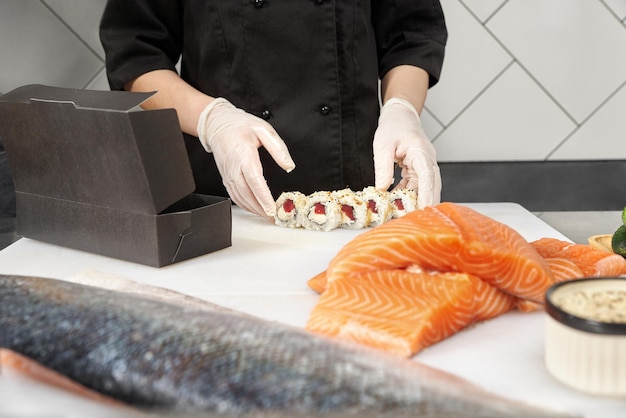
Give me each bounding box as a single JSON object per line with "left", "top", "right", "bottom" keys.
{"left": 100, "top": 0, "right": 447, "bottom": 199}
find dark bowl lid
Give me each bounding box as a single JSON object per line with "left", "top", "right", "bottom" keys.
{"left": 545, "top": 277, "right": 626, "bottom": 335}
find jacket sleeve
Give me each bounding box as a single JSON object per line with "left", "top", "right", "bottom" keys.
{"left": 372, "top": 0, "right": 448, "bottom": 87}
{"left": 99, "top": 0, "right": 184, "bottom": 91}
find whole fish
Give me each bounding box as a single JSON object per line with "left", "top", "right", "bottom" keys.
{"left": 0, "top": 274, "right": 576, "bottom": 417}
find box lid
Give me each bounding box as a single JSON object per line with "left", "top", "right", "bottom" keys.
{"left": 0, "top": 84, "right": 196, "bottom": 215}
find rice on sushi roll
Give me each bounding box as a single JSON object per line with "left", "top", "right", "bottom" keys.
{"left": 331, "top": 188, "right": 369, "bottom": 230}
{"left": 357, "top": 186, "right": 393, "bottom": 227}
{"left": 388, "top": 188, "right": 418, "bottom": 218}
{"left": 301, "top": 191, "right": 342, "bottom": 232}
{"left": 274, "top": 191, "right": 307, "bottom": 228}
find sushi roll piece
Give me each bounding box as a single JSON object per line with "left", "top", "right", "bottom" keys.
{"left": 331, "top": 188, "right": 369, "bottom": 230}
{"left": 301, "top": 191, "right": 342, "bottom": 232}
{"left": 357, "top": 186, "right": 393, "bottom": 227}
{"left": 388, "top": 188, "right": 418, "bottom": 218}
{"left": 274, "top": 191, "right": 307, "bottom": 228}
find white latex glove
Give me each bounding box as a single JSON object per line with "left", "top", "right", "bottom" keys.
{"left": 373, "top": 97, "right": 441, "bottom": 208}
{"left": 197, "top": 98, "right": 295, "bottom": 217}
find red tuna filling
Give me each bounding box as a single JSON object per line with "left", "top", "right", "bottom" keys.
{"left": 394, "top": 198, "right": 404, "bottom": 211}
{"left": 314, "top": 203, "right": 326, "bottom": 215}
{"left": 341, "top": 204, "right": 355, "bottom": 221}
{"left": 283, "top": 199, "right": 295, "bottom": 213}
{"left": 367, "top": 200, "right": 378, "bottom": 214}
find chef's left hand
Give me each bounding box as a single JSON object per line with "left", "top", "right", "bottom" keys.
{"left": 373, "top": 97, "right": 441, "bottom": 208}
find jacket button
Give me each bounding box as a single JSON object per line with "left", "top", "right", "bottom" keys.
{"left": 254, "top": 0, "right": 264, "bottom": 7}
{"left": 319, "top": 105, "right": 331, "bottom": 115}
{"left": 261, "top": 109, "right": 271, "bottom": 120}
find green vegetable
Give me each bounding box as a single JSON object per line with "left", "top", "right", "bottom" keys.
{"left": 612, "top": 224, "right": 626, "bottom": 258}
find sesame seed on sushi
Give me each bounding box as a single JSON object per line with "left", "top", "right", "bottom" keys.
{"left": 389, "top": 188, "right": 418, "bottom": 218}
{"left": 275, "top": 191, "right": 307, "bottom": 228}
{"left": 301, "top": 191, "right": 342, "bottom": 232}
{"left": 357, "top": 186, "right": 393, "bottom": 227}
{"left": 331, "top": 188, "right": 369, "bottom": 230}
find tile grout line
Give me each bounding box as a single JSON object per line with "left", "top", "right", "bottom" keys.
{"left": 430, "top": 60, "right": 516, "bottom": 143}
{"left": 434, "top": 0, "right": 578, "bottom": 145}
{"left": 599, "top": 0, "right": 626, "bottom": 25}
{"left": 83, "top": 66, "right": 108, "bottom": 90}
{"left": 39, "top": 0, "right": 105, "bottom": 64}
{"left": 417, "top": 0, "right": 623, "bottom": 159}
{"left": 456, "top": 0, "right": 587, "bottom": 160}
{"left": 431, "top": 0, "right": 517, "bottom": 143}
{"left": 455, "top": 0, "right": 626, "bottom": 161}
{"left": 456, "top": 0, "right": 511, "bottom": 26}
{"left": 479, "top": 9, "right": 580, "bottom": 129}
{"left": 483, "top": 0, "right": 511, "bottom": 25}
{"left": 545, "top": 79, "right": 626, "bottom": 159}
{"left": 422, "top": 106, "right": 445, "bottom": 133}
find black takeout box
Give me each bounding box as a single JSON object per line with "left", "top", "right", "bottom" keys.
{"left": 0, "top": 84, "right": 231, "bottom": 267}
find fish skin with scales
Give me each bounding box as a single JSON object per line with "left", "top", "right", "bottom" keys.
{"left": 0, "top": 275, "right": 577, "bottom": 417}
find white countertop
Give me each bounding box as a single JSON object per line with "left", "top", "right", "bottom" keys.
{"left": 0, "top": 203, "right": 624, "bottom": 417}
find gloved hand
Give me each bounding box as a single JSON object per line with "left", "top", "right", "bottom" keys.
{"left": 373, "top": 97, "right": 441, "bottom": 208}
{"left": 197, "top": 98, "right": 295, "bottom": 217}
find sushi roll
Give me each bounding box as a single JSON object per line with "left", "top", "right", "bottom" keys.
{"left": 388, "top": 188, "right": 418, "bottom": 218}
{"left": 357, "top": 186, "right": 393, "bottom": 227}
{"left": 300, "top": 191, "right": 342, "bottom": 232}
{"left": 331, "top": 188, "right": 369, "bottom": 230}
{"left": 274, "top": 191, "right": 307, "bottom": 228}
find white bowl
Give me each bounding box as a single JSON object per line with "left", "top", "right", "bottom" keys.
{"left": 545, "top": 277, "right": 626, "bottom": 397}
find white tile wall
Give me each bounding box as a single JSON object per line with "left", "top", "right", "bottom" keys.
{"left": 605, "top": 0, "right": 626, "bottom": 21}
{"left": 433, "top": 63, "right": 576, "bottom": 160}
{"left": 425, "top": 0, "right": 626, "bottom": 162}
{"left": 0, "top": 0, "right": 624, "bottom": 161}
{"left": 0, "top": 0, "right": 105, "bottom": 94}
{"left": 550, "top": 84, "right": 626, "bottom": 159}
{"left": 424, "top": 0, "right": 513, "bottom": 127}
{"left": 487, "top": 0, "right": 626, "bottom": 124}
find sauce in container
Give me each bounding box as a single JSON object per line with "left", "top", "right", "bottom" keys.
{"left": 545, "top": 277, "right": 626, "bottom": 397}
{"left": 552, "top": 288, "right": 626, "bottom": 324}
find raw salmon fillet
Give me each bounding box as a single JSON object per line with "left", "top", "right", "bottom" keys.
{"left": 305, "top": 270, "right": 517, "bottom": 357}
{"left": 511, "top": 257, "right": 585, "bottom": 312}
{"left": 324, "top": 203, "right": 554, "bottom": 302}
{"left": 542, "top": 257, "right": 584, "bottom": 283}
{"left": 305, "top": 202, "right": 563, "bottom": 357}
{"left": 435, "top": 203, "right": 555, "bottom": 301}
{"left": 307, "top": 270, "right": 328, "bottom": 294}
{"left": 531, "top": 237, "right": 626, "bottom": 278}
{"left": 325, "top": 204, "right": 463, "bottom": 287}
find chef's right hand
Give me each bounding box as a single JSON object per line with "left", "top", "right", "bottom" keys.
{"left": 197, "top": 98, "right": 295, "bottom": 218}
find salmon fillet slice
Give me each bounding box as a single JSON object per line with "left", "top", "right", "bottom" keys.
{"left": 305, "top": 270, "right": 517, "bottom": 357}
{"left": 325, "top": 204, "right": 463, "bottom": 287}
{"left": 513, "top": 257, "right": 586, "bottom": 312}
{"left": 504, "top": 239, "right": 626, "bottom": 312}
{"left": 306, "top": 203, "right": 562, "bottom": 357}
{"left": 435, "top": 203, "right": 554, "bottom": 302}
{"left": 531, "top": 237, "right": 626, "bottom": 278}
{"left": 542, "top": 257, "right": 584, "bottom": 283}
{"left": 324, "top": 203, "right": 553, "bottom": 302}
{"left": 307, "top": 270, "right": 327, "bottom": 294}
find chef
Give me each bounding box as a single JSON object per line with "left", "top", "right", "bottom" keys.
{"left": 99, "top": 0, "right": 447, "bottom": 218}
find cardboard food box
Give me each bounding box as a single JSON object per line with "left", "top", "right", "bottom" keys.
{"left": 0, "top": 84, "right": 231, "bottom": 267}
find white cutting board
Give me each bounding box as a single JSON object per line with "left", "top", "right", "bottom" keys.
{"left": 0, "top": 202, "right": 624, "bottom": 417}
